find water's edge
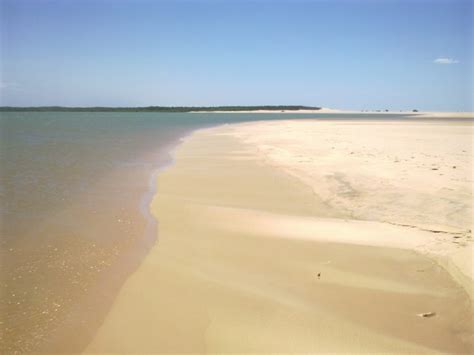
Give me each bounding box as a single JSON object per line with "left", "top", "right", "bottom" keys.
{"left": 2, "top": 112, "right": 438, "bottom": 353}
{"left": 78, "top": 123, "right": 230, "bottom": 353}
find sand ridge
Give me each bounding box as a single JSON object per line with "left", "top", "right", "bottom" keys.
{"left": 226, "top": 119, "right": 473, "bottom": 296}
{"left": 85, "top": 118, "right": 473, "bottom": 353}
{"left": 191, "top": 107, "right": 473, "bottom": 117}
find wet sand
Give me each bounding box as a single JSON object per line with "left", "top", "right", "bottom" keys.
{"left": 86, "top": 119, "right": 473, "bottom": 353}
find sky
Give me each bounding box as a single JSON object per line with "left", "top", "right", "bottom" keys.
{"left": 0, "top": 0, "right": 472, "bottom": 111}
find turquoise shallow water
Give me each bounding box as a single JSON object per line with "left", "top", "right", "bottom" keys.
{"left": 0, "top": 111, "right": 416, "bottom": 352}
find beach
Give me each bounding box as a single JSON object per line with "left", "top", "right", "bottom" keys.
{"left": 3, "top": 0, "right": 472, "bottom": 352}
{"left": 86, "top": 117, "right": 473, "bottom": 353}
{"left": 0, "top": 112, "right": 324, "bottom": 353}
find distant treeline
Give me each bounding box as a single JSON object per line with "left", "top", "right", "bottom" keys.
{"left": 0, "top": 105, "right": 321, "bottom": 112}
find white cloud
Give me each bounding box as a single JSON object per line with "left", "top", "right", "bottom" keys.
{"left": 433, "top": 58, "right": 459, "bottom": 64}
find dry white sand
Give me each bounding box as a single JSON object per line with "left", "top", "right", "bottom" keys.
{"left": 229, "top": 119, "right": 473, "bottom": 295}
{"left": 85, "top": 118, "right": 473, "bottom": 353}
{"left": 192, "top": 107, "right": 473, "bottom": 117}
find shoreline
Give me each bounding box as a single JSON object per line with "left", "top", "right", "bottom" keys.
{"left": 190, "top": 108, "right": 473, "bottom": 118}
{"left": 85, "top": 117, "right": 473, "bottom": 353}
{"left": 32, "top": 135, "right": 190, "bottom": 354}
{"left": 1, "top": 115, "right": 235, "bottom": 354}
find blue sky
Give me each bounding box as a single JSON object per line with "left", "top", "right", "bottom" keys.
{"left": 0, "top": 0, "right": 472, "bottom": 110}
